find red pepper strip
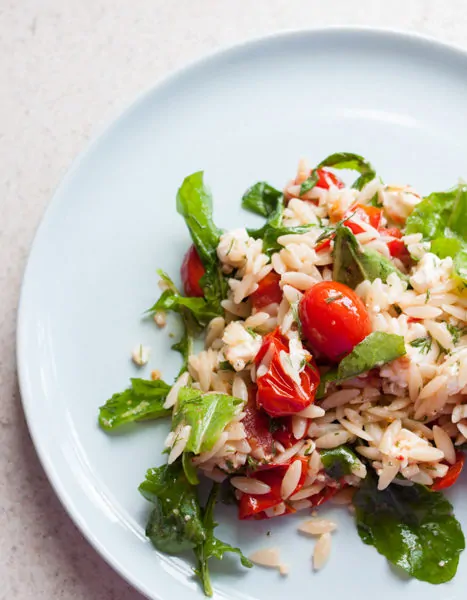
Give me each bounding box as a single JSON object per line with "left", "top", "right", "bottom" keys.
{"left": 432, "top": 452, "right": 465, "bottom": 491}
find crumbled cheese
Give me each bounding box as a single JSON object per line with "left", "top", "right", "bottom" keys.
{"left": 410, "top": 253, "right": 453, "bottom": 293}
{"left": 132, "top": 344, "right": 150, "bottom": 366}
{"left": 380, "top": 185, "right": 421, "bottom": 222}
{"left": 222, "top": 322, "right": 262, "bottom": 371}
{"left": 217, "top": 228, "right": 251, "bottom": 270}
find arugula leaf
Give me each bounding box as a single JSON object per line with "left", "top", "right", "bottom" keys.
{"left": 337, "top": 332, "right": 406, "bottom": 378}
{"left": 317, "top": 152, "right": 377, "bottom": 190}
{"left": 176, "top": 171, "right": 221, "bottom": 265}
{"left": 320, "top": 445, "right": 361, "bottom": 479}
{"left": 244, "top": 180, "right": 317, "bottom": 255}
{"left": 139, "top": 462, "right": 206, "bottom": 554}
{"left": 194, "top": 484, "right": 253, "bottom": 596}
{"left": 316, "top": 332, "right": 406, "bottom": 398}
{"left": 172, "top": 388, "right": 245, "bottom": 455}
{"left": 241, "top": 182, "right": 283, "bottom": 218}
{"left": 332, "top": 226, "right": 408, "bottom": 288}
{"left": 405, "top": 188, "right": 457, "bottom": 240}
{"left": 405, "top": 185, "right": 467, "bottom": 282}
{"left": 98, "top": 378, "right": 171, "bottom": 430}
{"left": 176, "top": 172, "right": 228, "bottom": 313}
{"left": 300, "top": 169, "right": 319, "bottom": 196}
{"left": 147, "top": 287, "right": 218, "bottom": 328}
{"left": 249, "top": 223, "right": 316, "bottom": 256}
{"left": 354, "top": 474, "right": 465, "bottom": 584}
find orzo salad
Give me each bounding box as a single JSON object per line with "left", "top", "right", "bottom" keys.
{"left": 99, "top": 152, "right": 467, "bottom": 594}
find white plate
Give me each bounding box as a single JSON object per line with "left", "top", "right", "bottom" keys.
{"left": 18, "top": 28, "right": 467, "bottom": 600}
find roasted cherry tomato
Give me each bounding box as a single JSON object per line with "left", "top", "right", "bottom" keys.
{"left": 255, "top": 329, "right": 320, "bottom": 417}
{"left": 273, "top": 416, "right": 308, "bottom": 448}
{"left": 299, "top": 281, "right": 372, "bottom": 362}
{"left": 180, "top": 245, "right": 205, "bottom": 297}
{"left": 250, "top": 272, "right": 283, "bottom": 310}
{"left": 242, "top": 394, "right": 275, "bottom": 457}
{"left": 344, "top": 204, "right": 383, "bottom": 234}
{"left": 432, "top": 452, "right": 465, "bottom": 491}
{"left": 238, "top": 457, "right": 308, "bottom": 519}
{"left": 310, "top": 483, "right": 344, "bottom": 507}
{"left": 379, "top": 226, "right": 409, "bottom": 260}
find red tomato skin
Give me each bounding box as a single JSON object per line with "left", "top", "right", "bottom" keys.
{"left": 379, "top": 227, "right": 409, "bottom": 259}
{"left": 315, "top": 238, "right": 332, "bottom": 253}
{"left": 344, "top": 204, "right": 383, "bottom": 234}
{"left": 273, "top": 417, "right": 307, "bottom": 448}
{"left": 432, "top": 452, "right": 465, "bottom": 491}
{"left": 255, "top": 329, "right": 320, "bottom": 417}
{"left": 180, "top": 245, "right": 205, "bottom": 297}
{"left": 238, "top": 457, "right": 308, "bottom": 519}
{"left": 250, "top": 272, "right": 283, "bottom": 310}
{"left": 315, "top": 168, "right": 345, "bottom": 190}
{"left": 242, "top": 395, "right": 275, "bottom": 457}
{"left": 299, "top": 281, "right": 372, "bottom": 362}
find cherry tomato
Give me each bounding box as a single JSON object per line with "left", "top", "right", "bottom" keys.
{"left": 273, "top": 416, "right": 307, "bottom": 448}
{"left": 242, "top": 395, "right": 275, "bottom": 457}
{"left": 255, "top": 329, "right": 320, "bottom": 417}
{"left": 344, "top": 204, "right": 383, "bottom": 234}
{"left": 314, "top": 237, "right": 332, "bottom": 253}
{"left": 379, "top": 226, "right": 409, "bottom": 260}
{"left": 299, "top": 281, "right": 372, "bottom": 362}
{"left": 180, "top": 245, "right": 205, "bottom": 297}
{"left": 314, "top": 168, "right": 345, "bottom": 190}
{"left": 238, "top": 457, "right": 308, "bottom": 519}
{"left": 250, "top": 272, "right": 283, "bottom": 310}
{"left": 309, "top": 484, "right": 344, "bottom": 507}
{"left": 432, "top": 452, "right": 465, "bottom": 491}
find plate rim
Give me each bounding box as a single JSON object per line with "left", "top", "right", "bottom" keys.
{"left": 16, "top": 26, "right": 467, "bottom": 600}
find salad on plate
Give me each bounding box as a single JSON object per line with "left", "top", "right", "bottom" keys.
{"left": 99, "top": 152, "right": 467, "bottom": 594}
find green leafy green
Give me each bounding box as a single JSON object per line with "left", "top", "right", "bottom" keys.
{"left": 147, "top": 286, "right": 219, "bottom": 328}
{"left": 244, "top": 179, "right": 317, "bottom": 255}
{"left": 300, "top": 169, "right": 319, "bottom": 196}
{"left": 249, "top": 223, "right": 316, "bottom": 255}
{"left": 241, "top": 182, "right": 283, "bottom": 218}
{"left": 354, "top": 474, "right": 465, "bottom": 584}
{"left": 405, "top": 188, "right": 458, "bottom": 240}
{"left": 337, "top": 332, "right": 406, "bottom": 378}
{"left": 139, "top": 462, "right": 206, "bottom": 554}
{"left": 406, "top": 185, "right": 467, "bottom": 282}
{"left": 316, "top": 332, "right": 406, "bottom": 398}
{"left": 98, "top": 378, "right": 171, "bottom": 430}
{"left": 175, "top": 172, "right": 228, "bottom": 314}
{"left": 320, "top": 445, "right": 361, "bottom": 479}
{"left": 317, "top": 152, "right": 377, "bottom": 190}
{"left": 333, "top": 226, "right": 408, "bottom": 288}
{"left": 176, "top": 171, "right": 221, "bottom": 265}
{"left": 172, "top": 388, "right": 245, "bottom": 455}
{"left": 194, "top": 484, "right": 253, "bottom": 596}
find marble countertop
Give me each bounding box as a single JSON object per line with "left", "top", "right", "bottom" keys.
{"left": 3, "top": 1, "right": 467, "bottom": 598}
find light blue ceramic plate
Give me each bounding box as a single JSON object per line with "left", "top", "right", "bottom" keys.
{"left": 17, "top": 28, "right": 467, "bottom": 600}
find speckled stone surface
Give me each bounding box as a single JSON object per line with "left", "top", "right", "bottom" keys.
{"left": 2, "top": 1, "right": 467, "bottom": 598}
